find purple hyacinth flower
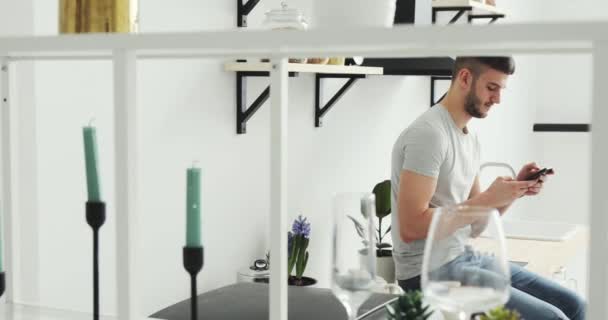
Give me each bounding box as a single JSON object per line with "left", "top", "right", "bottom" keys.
{"left": 291, "top": 215, "right": 311, "bottom": 238}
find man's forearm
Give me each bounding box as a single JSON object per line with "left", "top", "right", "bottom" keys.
{"left": 497, "top": 202, "right": 513, "bottom": 215}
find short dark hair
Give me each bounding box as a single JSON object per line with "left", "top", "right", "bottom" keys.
{"left": 452, "top": 56, "right": 515, "bottom": 78}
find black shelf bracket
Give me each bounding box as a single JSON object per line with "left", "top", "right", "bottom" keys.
{"left": 237, "top": 0, "right": 260, "bottom": 27}
{"left": 430, "top": 76, "right": 452, "bottom": 107}
{"left": 315, "top": 74, "right": 366, "bottom": 127}
{"left": 468, "top": 13, "right": 505, "bottom": 23}
{"left": 236, "top": 71, "right": 298, "bottom": 134}
{"left": 432, "top": 6, "right": 505, "bottom": 24}
{"left": 533, "top": 123, "right": 590, "bottom": 132}
{"left": 432, "top": 6, "right": 471, "bottom": 24}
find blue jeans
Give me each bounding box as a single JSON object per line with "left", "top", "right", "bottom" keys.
{"left": 398, "top": 252, "right": 586, "bottom": 320}
{"left": 507, "top": 262, "right": 585, "bottom": 320}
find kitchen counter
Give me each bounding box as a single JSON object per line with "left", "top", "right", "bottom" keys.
{"left": 472, "top": 225, "right": 588, "bottom": 279}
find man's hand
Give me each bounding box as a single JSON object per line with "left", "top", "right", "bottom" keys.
{"left": 516, "top": 162, "right": 554, "bottom": 196}
{"left": 482, "top": 176, "right": 536, "bottom": 208}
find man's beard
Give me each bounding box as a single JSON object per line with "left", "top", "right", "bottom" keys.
{"left": 464, "top": 89, "right": 485, "bottom": 118}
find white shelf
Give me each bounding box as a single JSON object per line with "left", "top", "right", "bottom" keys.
{"left": 0, "top": 23, "right": 599, "bottom": 60}
{"left": 433, "top": 0, "right": 505, "bottom": 15}
{"left": 0, "top": 303, "right": 162, "bottom": 320}
{"left": 224, "top": 62, "right": 383, "bottom": 75}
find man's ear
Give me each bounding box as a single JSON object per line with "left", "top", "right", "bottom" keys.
{"left": 458, "top": 68, "right": 473, "bottom": 91}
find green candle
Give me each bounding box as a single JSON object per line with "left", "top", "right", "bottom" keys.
{"left": 83, "top": 126, "right": 102, "bottom": 201}
{"left": 186, "top": 167, "right": 201, "bottom": 247}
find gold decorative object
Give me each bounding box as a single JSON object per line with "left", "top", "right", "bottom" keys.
{"left": 307, "top": 58, "right": 330, "bottom": 65}
{"left": 328, "top": 57, "right": 346, "bottom": 66}
{"left": 59, "top": 0, "right": 132, "bottom": 33}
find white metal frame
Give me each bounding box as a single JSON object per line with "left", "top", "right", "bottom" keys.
{"left": 0, "top": 58, "right": 15, "bottom": 304}
{"left": 113, "top": 49, "right": 139, "bottom": 320}
{"left": 269, "top": 58, "right": 289, "bottom": 320}
{"left": 0, "top": 23, "right": 605, "bottom": 319}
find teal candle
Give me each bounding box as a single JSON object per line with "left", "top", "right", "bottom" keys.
{"left": 83, "top": 126, "right": 102, "bottom": 201}
{"left": 186, "top": 167, "right": 201, "bottom": 247}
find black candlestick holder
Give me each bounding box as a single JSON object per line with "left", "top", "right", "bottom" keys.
{"left": 0, "top": 271, "right": 5, "bottom": 298}
{"left": 86, "top": 201, "right": 106, "bottom": 320}
{"left": 183, "top": 246, "right": 204, "bottom": 320}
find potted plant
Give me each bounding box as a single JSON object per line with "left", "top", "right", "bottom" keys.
{"left": 288, "top": 215, "right": 317, "bottom": 286}
{"left": 385, "top": 290, "right": 434, "bottom": 320}
{"left": 475, "top": 306, "right": 521, "bottom": 320}
{"left": 349, "top": 180, "right": 396, "bottom": 283}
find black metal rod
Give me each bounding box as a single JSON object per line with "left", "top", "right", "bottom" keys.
{"left": 237, "top": 72, "right": 247, "bottom": 134}
{"left": 319, "top": 78, "right": 358, "bottom": 116}
{"left": 238, "top": 0, "right": 261, "bottom": 27}
{"left": 93, "top": 228, "right": 99, "bottom": 320}
{"left": 533, "top": 123, "right": 590, "bottom": 132}
{"left": 86, "top": 201, "right": 106, "bottom": 320}
{"left": 190, "top": 275, "right": 197, "bottom": 320}
{"left": 449, "top": 10, "right": 467, "bottom": 24}
{"left": 243, "top": 86, "right": 270, "bottom": 123}
{"left": 236, "top": 71, "right": 297, "bottom": 134}
{"left": 184, "top": 247, "right": 204, "bottom": 320}
{"left": 430, "top": 77, "right": 436, "bottom": 107}
{"left": 315, "top": 74, "right": 322, "bottom": 127}
{"left": 469, "top": 14, "right": 505, "bottom": 23}
{"left": 432, "top": 6, "right": 473, "bottom": 24}
{"left": 317, "top": 73, "right": 366, "bottom": 79}
{"left": 430, "top": 76, "right": 451, "bottom": 107}
{"left": 190, "top": 275, "right": 198, "bottom": 320}
{"left": 316, "top": 77, "right": 359, "bottom": 127}
{"left": 241, "top": 0, "right": 260, "bottom": 15}
{"left": 0, "top": 272, "right": 5, "bottom": 298}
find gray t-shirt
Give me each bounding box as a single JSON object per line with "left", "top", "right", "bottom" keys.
{"left": 390, "top": 104, "right": 480, "bottom": 280}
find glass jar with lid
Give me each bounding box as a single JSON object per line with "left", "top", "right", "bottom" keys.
{"left": 262, "top": 2, "right": 308, "bottom": 63}
{"left": 236, "top": 259, "right": 270, "bottom": 283}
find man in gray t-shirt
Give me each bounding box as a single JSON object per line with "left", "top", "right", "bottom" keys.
{"left": 391, "top": 57, "right": 585, "bottom": 320}
{"left": 391, "top": 102, "right": 480, "bottom": 281}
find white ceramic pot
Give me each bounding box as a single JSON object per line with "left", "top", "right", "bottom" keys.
{"left": 312, "top": 0, "right": 396, "bottom": 28}
{"left": 376, "top": 255, "right": 396, "bottom": 283}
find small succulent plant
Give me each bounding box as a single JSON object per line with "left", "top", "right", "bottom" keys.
{"left": 477, "top": 306, "right": 521, "bottom": 320}
{"left": 386, "top": 290, "right": 433, "bottom": 320}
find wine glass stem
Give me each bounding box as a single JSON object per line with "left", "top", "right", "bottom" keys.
{"left": 346, "top": 304, "right": 358, "bottom": 320}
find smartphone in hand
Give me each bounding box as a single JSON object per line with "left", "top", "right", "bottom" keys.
{"left": 526, "top": 167, "right": 554, "bottom": 181}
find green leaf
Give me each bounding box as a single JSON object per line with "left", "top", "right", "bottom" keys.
{"left": 382, "top": 226, "right": 392, "bottom": 240}
{"left": 347, "top": 215, "right": 366, "bottom": 240}
{"left": 386, "top": 290, "right": 434, "bottom": 320}
{"left": 372, "top": 180, "right": 391, "bottom": 219}
{"left": 288, "top": 245, "right": 298, "bottom": 275}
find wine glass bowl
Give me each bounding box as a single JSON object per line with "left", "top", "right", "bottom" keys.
{"left": 422, "top": 206, "right": 510, "bottom": 318}
{"left": 331, "top": 192, "right": 377, "bottom": 320}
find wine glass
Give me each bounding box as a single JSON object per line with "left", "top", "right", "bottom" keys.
{"left": 331, "top": 192, "right": 376, "bottom": 320}
{"left": 421, "top": 205, "right": 510, "bottom": 320}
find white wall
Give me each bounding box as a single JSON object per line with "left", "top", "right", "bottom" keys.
{"left": 524, "top": 0, "right": 608, "bottom": 225}
{"left": 0, "top": 0, "right": 579, "bottom": 316}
